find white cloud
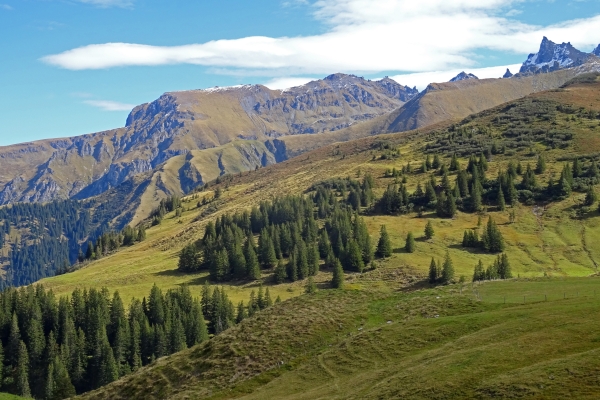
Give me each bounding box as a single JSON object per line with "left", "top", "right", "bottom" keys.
{"left": 390, "top": 63, "right": 523, "bottom": 91}
{"left": 84, "top": 100, "right": 136, "bottom": 111}
{"left": 42, "top": 0, "right": 600, "bottom": 74}
{"left": 75, "top": 0, "right": 133, "bottom": 8}
{"left": 262, "top": 77, "right": 314, "bottom": 90}
{"left": 0, "top": 4, "right": 13, "bottom": 10}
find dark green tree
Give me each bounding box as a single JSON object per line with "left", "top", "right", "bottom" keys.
{"left": 428, "top": 257, "right": 438, "bottom": 284}
{"left": 424, "top": 220, "right": 434, "bottom": 240}
{"left": 376, "top": 225, "right": 392, "bottom": 258}
{"left": 441, "top": 251, "right": 454, "bottom": 284}
{"left": 331, "top": 259, "right": 344, "bottom": 289}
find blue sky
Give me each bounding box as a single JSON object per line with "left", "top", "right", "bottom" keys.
{"left": 0, "top": 0, "right": 599, "bottom": 145}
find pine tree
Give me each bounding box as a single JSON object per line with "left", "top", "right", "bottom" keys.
{"left": 244, "top": 238, "right": 261, "bottom": 280}
{"left": 236, "top": 301, "right": 247, "bottom": 324}
{"left": 297, "top": 241, "right": 309, "bottom": 279}
{"left": 585, "top": 186, "right": 597, "bottom": 206}
{"left": 450, "top": 153, "right": 460, "bottom": 171}
{"left": 572, "top": 158, "right": 583, "bottom": 178}
{"left": 307, "top": 243, "right": 320, "bottom": 276}
{"left": 331, "top": 259, "right": 344, "bottom": 289}
{"left": 376, "top": 225, "right": 392, "bottom": 258}
{"left": 274, "top": 259, "right": 287, "bottom": 284}
{"left": 15, "top": 340, "right": 31, "bottom": 398}
{"left": 470, "top": 182, "right": 482, "bottom": 212}
{"left": 344, "top": 239, "right": 365, "bottom": 272}
{"left": 318, "top": 229, "right": 332, "bottom": 259}
{"left": 424, "top": 220, "right": 434, "bottom": 240}
{"left": 535, "top": 154, "right": 546, "bottom": 174}
{"left": 441, "top": 251, "right": 454, "bottom": 284}
{"left": 473, "top": 260, "right": 485, "bottom": 282}
{"left": 305, "top": 276, "right": 317, "bottom": 294}
{"left": 99, "top": 336, "right": 118, "bottom": 387}
{"left": 428, "top": 257, "right": 438, "bottom": 284}
{"left": 405, "top": 232, "right": 416, "bottom": 253}
{"left": 46, "top": 356, "right": 76, "bottom": 400}
{"left": 497, "top": 184, "right": 506, "bottom": 211}
{"left": 265, "top": 287, "right": 273, "bottom": 307}
{"left": 432, "top": 154, "right": 441, "bottom": 169}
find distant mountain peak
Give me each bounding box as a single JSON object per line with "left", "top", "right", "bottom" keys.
{"left": 520, "top": 37, "right": 592, "bottom": 74}
{"left": 593, "top": 44, "right": 600, "bottom": 57}
{"left": 503, "top": 68, "right": 513, "bottom": 78}
{"left": 450, "top": 72, "right": 479, "bottom": 82}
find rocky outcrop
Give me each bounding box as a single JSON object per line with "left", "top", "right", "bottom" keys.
{"left": 519, "top": 37, "right": 593, "bottom": 75}
{"left": 503, "top": 69, "right": 513, "bottom": 78}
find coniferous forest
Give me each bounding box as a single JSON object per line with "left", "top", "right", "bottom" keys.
{"left": 0, "top": 282, "right": 272, "bottom": 399}
{"left": 0, "top": 198, "right": 147, "bottom": 289}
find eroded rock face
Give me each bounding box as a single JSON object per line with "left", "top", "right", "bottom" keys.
{"left": 0, "top": 74, "right": 419, "bottom": 206}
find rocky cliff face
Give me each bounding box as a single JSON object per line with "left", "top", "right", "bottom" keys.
{"left": 519, "top": 37, "right": 594, "bottom": 75}
{"left": 0, "top": 74, "right": 418, "bottom": 207}
{"left": 450, "top": 72, "right": 478, "bottom": 82}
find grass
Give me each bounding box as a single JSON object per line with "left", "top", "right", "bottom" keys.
{"left": 0, "top": 393, "right": 27, "bottom": 400}
{"left": 80, "top": 276, "right": 600, "bottom": 399}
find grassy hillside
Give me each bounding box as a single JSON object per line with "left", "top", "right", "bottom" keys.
{"left": 39, "top": 77, "right": 600, "bottom": 303}
{"left": 81, "top": 276, "right": 600, "bottom": 399}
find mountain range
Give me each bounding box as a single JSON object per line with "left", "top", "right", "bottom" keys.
{"left": 0, "top": 37, "right": 599, "bottom": 232}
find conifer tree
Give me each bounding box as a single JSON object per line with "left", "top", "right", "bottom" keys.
{"left": 473, "top": 260, "right": 485, "bottom": 282}
{"left": 99, "top": 336, "right": 118, "bottom": 387}
{"left": 15, "top": 340, "right": 31, "bottom": 398}
{"left": 432, "top": 154, "right": 441, "bottom": 169}
{"left": 46, "top": 356, "right": 76, "bottom": 400}
{"left": 376, "top": 225, "right": 392, "bottom": 258}
{"left": 470, "top": 182, "right": 482, "bottom": 212}
{"left": 572, "top": 158, "right": 583, "bottom": 178}
{"left": 236, "top": 301, "right": 247, "bottom": 324}
{"left": 287, "top": 248, "right": 298, "bottom": 282}
{"left": 275, "top": 295, "right": 282, "bottom": 304}
{"left": 265, "top": 287, "right": 273, "bottom": 307}
{"left": 585, "top": 186, "right": 597, "bottom": 206}
{"left": 428, "top": 257, "right": 438, "bottom": 284}
{"left": 450, "top": 153, "right": 460, "bottom": 171}
{"left": 274, "top": 259, "right": 287, "bottom": 284}
{"left": 344, "top": 239, "right": 365, "bottom": 272}
{"left": 297, "top": 241, "right": 309, "bottom": 279}
{"left": 497, "top": 184, "right": 506, "bottom": 211}
{"left": 307, "top": 243, "right": 320, "bottom": 276}
{"left": 535, "top": 154, "right": 546, "bottom": 174}
{"left": 441, "top": 251, "right": 454, "bottom": 284}
{"left": 331, "top": 259, "right": 344, "bottom": 289}
{"left": 318, "top": 229, "right": 332, "bottom": 259}
{"left": 244, "top": 238, "right": 261, "bottom": 280}
{"left": 405, "top": 232, "right": 416, "bottom": 253}
{"left": 424, "top": 220, "right": 434, "bottom": 240}
{"left": 507, "top": 178, "right": 519, "bottom": 206}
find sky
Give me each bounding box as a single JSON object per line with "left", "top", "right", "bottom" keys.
{"left": 0, "top": 0, "right": 599, "bottom": 146}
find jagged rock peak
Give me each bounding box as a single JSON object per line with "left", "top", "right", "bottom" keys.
{"left": 450, "top": 71, "right": 479, "bottom": 82}
{"left": 594, "top": 44, "right": 600, "bottom": 56}
{"left": 503, "top": 68, "right": 513, "bottom": 78}
{"left": 520, "top": 37, "right": 591, "bottom": 74}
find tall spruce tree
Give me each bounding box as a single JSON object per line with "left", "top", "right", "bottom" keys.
{"left": 424, "top": 220, "right": 434, "bottom": 239}
{"left": 331, "top": 259, "right": 344, "bottom": 289}
{"left": 441, "top": 251, "right": 454, "bottom": 284}
{"left": 428, "top": 257, "right": 438, "bottom": 284}
{"left": 15, "top": 340, "right": 31, "bottom": 398}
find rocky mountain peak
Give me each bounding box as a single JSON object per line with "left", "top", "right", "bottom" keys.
{"left": 593, "top": 44, "right": 600, "bottom": 57}
{"left": 520, "top": 37, "right": 592, "bottom": 74}
{"left": 450, "top": 72, "right": 479, "bottom": 82}
{"left": 503, "top": 68, "right": 513, "bottom": 78}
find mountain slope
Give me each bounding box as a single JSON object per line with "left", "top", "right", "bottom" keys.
{"left": 39, "top": 75, "right": 600, "bottom": 302}
{"left": 0, "top": 74, "right": 417, "bottom": 206}
{"left": 383, "top": 67, "right": 580, "bottom": 133}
